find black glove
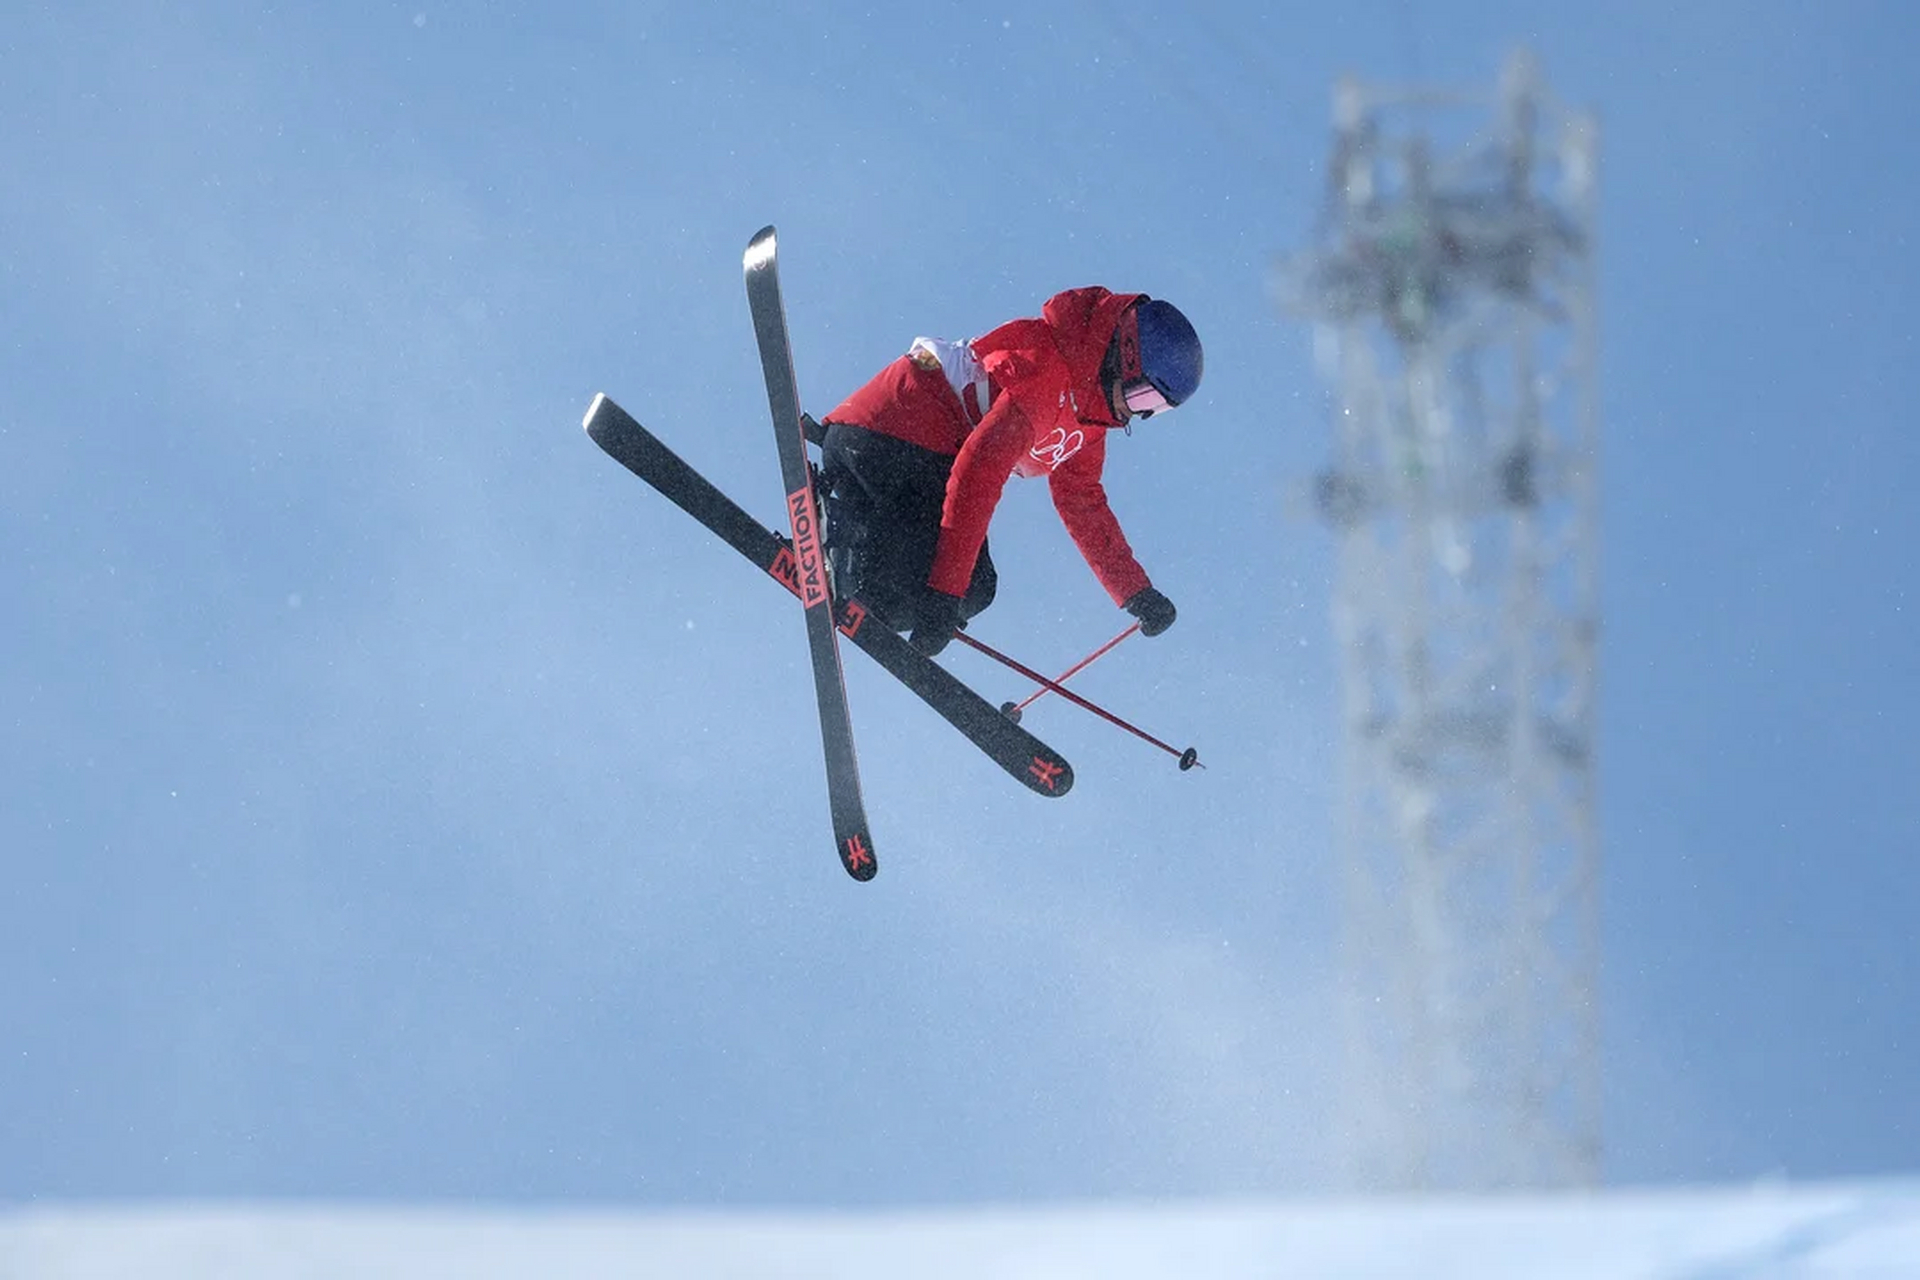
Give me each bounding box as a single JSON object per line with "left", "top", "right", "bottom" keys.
{"left": 908, "top": 590, "right": 965, "bottom": 656}
{"left": 1123, "top": 586, "right": 1177, "bottom": 637}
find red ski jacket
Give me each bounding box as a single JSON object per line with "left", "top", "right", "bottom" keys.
{"left": 822, "top": 286, "right": 1152, "bottom": 605}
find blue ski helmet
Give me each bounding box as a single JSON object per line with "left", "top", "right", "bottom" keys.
{"left": 1115, "top": 298, "right": 1203, "bottom": 417}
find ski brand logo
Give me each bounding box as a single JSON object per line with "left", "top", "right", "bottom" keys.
{"left": 770, "top": 547, "right": 865, "bottom": 637}
{"left": 786, "top": 484, "right": 829, "bottom": 609}
{"left": 1027, "top": 756, "right": 1066, "bottom": 791}
{"left": 1030, "top": 427, "right": 1084, "bottom": 472}
{"left": 769, "top": 544, "right": 801, "bottom": 594}
{"left": 842, "top": 833, "right": 875, "bottom": 877}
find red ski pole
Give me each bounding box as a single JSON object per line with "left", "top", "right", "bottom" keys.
{"left": 1009, "top": 623, "right": 1140, "bottom": 716}
{"left": 949, "top": 630, "right": 1201, "bottom": 771}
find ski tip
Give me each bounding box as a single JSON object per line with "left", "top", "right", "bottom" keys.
{"left": 583, "top": 391, "right": 632, "bottom": 449}
{"left": 744, "top": 225, "right": 778, "bottom": 271}
{"left": 582, "top": 391, "right": 610, "bottom": 435}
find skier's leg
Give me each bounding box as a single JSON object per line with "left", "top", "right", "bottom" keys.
{"left": 820, "top": 423, "right": 878, "bottom": 605}
{"left": 821, "top": 423, "right": 948, "bottom": 631}
{"left": 960, "top": 538, "right": 997, "bottom": 623}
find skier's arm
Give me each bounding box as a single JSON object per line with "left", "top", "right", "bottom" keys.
{"left": 1049, "top": 433, "right": 1152, "bottom": 606}
{"left": 926, "top": 397, "right": 1034, "bottom": 598}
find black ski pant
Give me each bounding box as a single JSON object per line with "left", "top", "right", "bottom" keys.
{"left": 819, "top": 421, "right": 996, "bottom": 632}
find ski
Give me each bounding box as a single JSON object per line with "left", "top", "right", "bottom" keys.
{"left": 582, "top": 393, "right": 1076, "bottom": 805}
{"left": 741, "top": 226, "right": 875, "bottom": 880}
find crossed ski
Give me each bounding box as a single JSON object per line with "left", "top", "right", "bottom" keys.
{"left": 741, "top": 226, "right": 879, "bottom": 879}
{"left": 584, "top": 391, "right": 1075, "bottom": 880}
{"left": 584, "top": 231, "right": 1075, "bottom": 882}
{"left": 585, "top": 394, "right": 1073, "bottom": 759}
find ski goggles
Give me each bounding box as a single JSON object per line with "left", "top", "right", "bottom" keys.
{"left": 1112, "top": 305, "right": 1173, "bottom": 418}
{"left": 1122, "top": 378, "right": 1175, "bottom": 417}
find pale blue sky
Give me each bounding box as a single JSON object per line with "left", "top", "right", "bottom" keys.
{"left": 3, "top": 2, "right": 1915, "bottom": 1202}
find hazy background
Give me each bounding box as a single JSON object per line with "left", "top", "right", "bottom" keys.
{"left": 3, "top": 1, "right": 1914, "bottom": 1204}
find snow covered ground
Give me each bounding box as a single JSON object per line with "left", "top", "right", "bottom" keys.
{"left": 6, "top": 1181, "right": 1918, "bottom": 1278}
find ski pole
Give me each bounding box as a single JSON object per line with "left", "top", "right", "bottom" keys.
{"left": 1009, "top": 623, "right": 1140, "bottom": 716}
{"left": 948, "top": 631, "right": 1202, "bottom": 771}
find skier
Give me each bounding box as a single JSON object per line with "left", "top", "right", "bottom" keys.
{"left": 817, "top": 288, "right": 1203, "bottom": 657}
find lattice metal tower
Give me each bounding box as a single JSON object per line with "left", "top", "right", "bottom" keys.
{"left": 1283, "top": 51, "right": 1602, "bottom": 1191}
